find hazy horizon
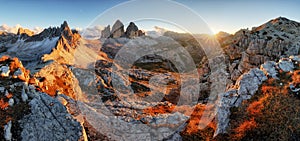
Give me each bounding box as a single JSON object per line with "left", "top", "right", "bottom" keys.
{"left": 1, "top": 0, "right": 300, "bottom": 34}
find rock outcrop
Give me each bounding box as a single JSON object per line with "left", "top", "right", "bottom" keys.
{"left": 125, "top": 22, "right": 145, "bottom": 38}
{"left": 19, "top": 93, "right": 82, "bottom": 141}
{"left": 111, "top": 20, "right": 125, "bottom": 38}
{"left": 0, "top": 56, "right": 82, "bottom": 140}
{"left": 101, "top": 25, "right": 111, "bottom": 38}
{"left": 101, "top": 20, "right": 144, "bottom": 39}
{"left": 215, "top": 56, "right": 300, "bottom": 136}
{"left": 219, "top": 17, "right": 300, "bottom": 82}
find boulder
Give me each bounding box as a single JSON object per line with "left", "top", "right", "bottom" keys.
{"left": 290, "top": 55, "right": 300, "bottom": 62}
{"left": 261, "top": 61, "right": 278, "bottom": 79}
{"left": 0, "top": 66, "right": 10, "bottom": 77}
{"left": 278, "top": 58, "right": 294, "bottom": 72}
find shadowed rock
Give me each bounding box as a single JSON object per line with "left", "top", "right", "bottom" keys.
{"left": 111, "top": 20, "right": 125, "bottom": 38}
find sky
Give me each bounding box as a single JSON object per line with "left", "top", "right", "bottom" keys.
{"left": 1, "top": 0, "right": 300, "bottom": 34}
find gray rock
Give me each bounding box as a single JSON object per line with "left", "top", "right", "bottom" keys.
{"left": 215, "top": 90, "right": 238, "bottom": 135}
{"left": 101, "top": 25, "right": 110, "bottom": 38}
{"left": 0, "top": 87, "right": 5, "bottom": 93}
{"left": 125, "top": 22, "right": 139, "bottom": 38}
{"left": 290, "top": 84, "right": 300, "bottom": 93}
{"left": 4, "top": 90, "right": 9, "bottom": 97}
{"left": 236, "top": 68, "right": 267, "bottom": 98}
{"left": 19, "top": 93, "right": 82, "bottom": 141}
{"left": 290, "top": 55, "right": 300, "bottom": 62}
{"left": 261, "top": 61, "right": 278, "bottom": 79}
{"left": 0, "top": 66, "right": 10, "bottom": 77}
{"left": 4, "top": 121, "right": 12, "bottom": 141}
{"left": 13, "top": 68, "right": 23, "bottom": 78}
{"left": 215, "top": 68, "right": 267, "bottom": 136}
{"left": 8, "top": 98, "right": 14, "bottom": 106}
{"left": 278, "top": 59, "right": 294, "bottom": 72}
{"left": 21, "top": 87, "right": 28, "bottom": 102}
{"left": 111, "top": 20, "right": 125, "bottom": 38}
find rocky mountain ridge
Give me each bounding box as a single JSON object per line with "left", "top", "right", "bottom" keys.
{"left": 217, "top": 17, "right": 300, "bottom": 85}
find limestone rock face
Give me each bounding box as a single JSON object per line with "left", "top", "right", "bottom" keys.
{"left": 220, "top": 17, "right": 300, "bottom": 82}
{"left": 125, "top": 22, "right": 145, "bottom": 38}
{"left": 101, "top": 20, "right": 144, "bottom": 39}
{"left": 19, "top": 93, "right": 82, "bottom": 141}
{"left": 0, "top": 56, "right": 82, "bottom": 140}
{"left": 125, "top": 22, "right": 138, "bottom": 38}
{"left": 215, "top": 56, "right": 299, "bottom": 136}
{"left": 216, "top": 68, "right": 267, "bottom": 136}
{"left": 260, "top": 61, "right": 278, "bottom": 79}
{"left": 111, "top": 20, "right": 125, "bottom": 38}
{"left": 101, "top": 25, "right": 110, "bottom": 38}
{"left": 278, "top": 59, "right": 294, "bottom": 72}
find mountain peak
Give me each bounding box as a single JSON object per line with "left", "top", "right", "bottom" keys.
{"left": 111, "top": 20, "right": 125, "bottom": 38}
{"left": 59, "top": 21, "right": 74, "bottom": 40}
{"left": 17, "top": 27, "right": 34, "bottom": 36}
{"left": 60, "top": 21, "right": 70, "bottom": 30}
{"left": 114, "top": 20, "right": 123, "bottom": 25}
{"left": 252, "top": 17, "right": 300, "bottom": 34}
{"left": 272, "top": 16, "right": 290, "bottom": 22}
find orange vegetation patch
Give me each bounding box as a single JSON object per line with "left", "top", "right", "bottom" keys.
{"left": 184, "top": 104, "right": 216, "bottom": 134}
{"left": 0, "top": 56, "right": 10, "bottom": 62}
{"left": 247, "top": 94, "right": 269, "bottom": 115}
{"left": 227, "top": 67, "right": 300, "bottom": 140}
{"left": 234, "top": 118, "right": 257, "bottom": 139}
{"left": 143, "top": 104, "right": 194, "bottom": 116}
{"left": 143, "top": 104, "right": 175, "bottom": 116}
{"left": 5, "top": 93, "right": 13, "bottom": 99}
{"left": 9, "top": 57, "right": 23, "bottom": 72}
{"left": 261, "top": 78, "right": 289, "bottom": 95}
{"left": 0, "top": 99, "right": 9, "bottom": 110}
{"left": 180, "top": 104, "right": 216, "bottom": 141}
{"left": 143, "top": 103, "right": 216, "bottom": 139}
{"left": 292, "top": 70, "right": 300, "bottom": 85}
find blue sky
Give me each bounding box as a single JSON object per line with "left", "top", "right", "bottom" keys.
{"left": 1, "top": 0, "right": 300, "bottom": 34}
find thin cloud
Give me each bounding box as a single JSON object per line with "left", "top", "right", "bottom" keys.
{"left": 78, "top": 25, "right": 104, "bottom": 39}
{"left": 0, "top": 24, "right": 43, "bottom": 34}
{"left": 0, "top": 24, "right": 21, "bottom": 34}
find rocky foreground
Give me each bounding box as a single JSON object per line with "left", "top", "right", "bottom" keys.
{"left": 0, "top": 17, "right": 299, "bottom": 140}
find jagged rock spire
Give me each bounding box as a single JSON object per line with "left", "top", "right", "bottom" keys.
{"left": 60, "top": 21, "right": 73, "bottom": 40}
{"left": 125, "top": 22, "right": 139, "bottom": 39}
{"left": 111, "top": 20, "right": 125, "bottom": 38}
{"left": 101, "top": 20, "right": 144, "bottom": 39}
